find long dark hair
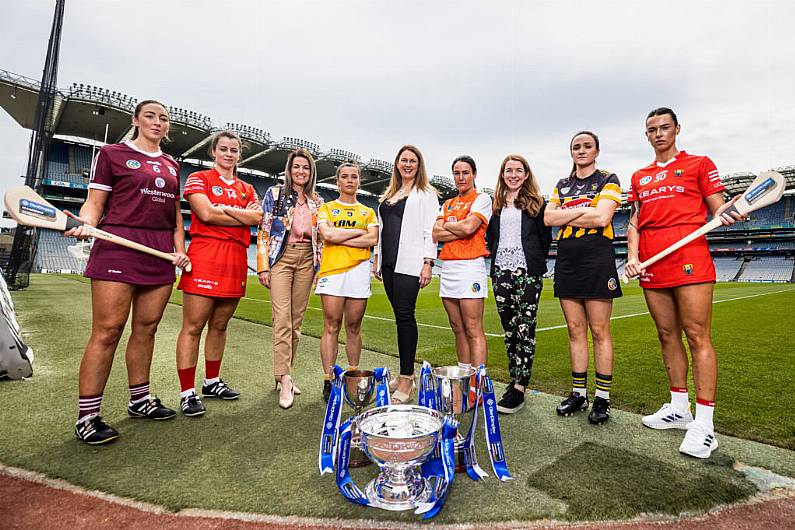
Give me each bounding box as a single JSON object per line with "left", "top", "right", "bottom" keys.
{"left": 646, "top": 107, "right": 678, "bottom": 126}
{"left": 568, "top": 130, "right": 600, "bottom": 180}
{"left": 208, "top": 130, "right": 243, "bottom": 176}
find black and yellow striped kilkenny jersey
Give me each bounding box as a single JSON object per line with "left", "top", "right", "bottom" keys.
{"left": 550, "top": 170, "right": 622, "bottom": 240}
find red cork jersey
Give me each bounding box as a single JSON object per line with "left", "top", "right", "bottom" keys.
{"left": 89, "top": 141, "right": 180, "bottom": 229}
{"left": 183, "top": 168, "right": 259, "bottom": 247}
{"left": 437, "top": 190, "right": 492, "bottom": 260}
{"left": 627, "top": 151, "right": 725, "bottom": 230}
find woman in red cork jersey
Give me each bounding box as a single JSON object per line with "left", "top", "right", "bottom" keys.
{"left": 433, "top": 155, "right": 492, "bottom": 372}
{"left": 65, "top": 100, "right": 190, "bottom": 445}
{"left": 175, "top": 131, "right": 262, "bottom": 417}
{"left": 625, "top": 107, "right": 742, "bottom": 459}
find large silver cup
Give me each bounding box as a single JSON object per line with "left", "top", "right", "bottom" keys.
{"left": 431, "top": 365, "right": 476, "bottom": 472}
{"left": 343, "top": 369, "right": 376, "bottom": 468}
{"left": 358, "top": 404, "right": 443, "bottom": 511}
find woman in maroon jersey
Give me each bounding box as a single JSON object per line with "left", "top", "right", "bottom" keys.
{"left": 65, "top": 99, "right": 190, "bottom": 445}
{"left": 175, "top": 131, "right": 262, "bottom": 417}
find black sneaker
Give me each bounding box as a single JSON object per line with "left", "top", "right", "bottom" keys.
{"left": 202, "top": 379, "right": 240, "bottom": 400}
{"left": 75, "top": 415, "right": 119, "bottom": 445}
{"left": 180, "top": 393, "right": 206, "bottom": 417}
{"left": 556, "top": 392, "right": 589, "bottom": 416}
{"left": 127, "top": 395, "right": 176, "bottom": 420}
{"left": 496, "top": 385, "right": 525, "bottom": 414}
{"left": 323, "top": 380, "right": 332, "bottom": 403}
{"left": 588, "top": 396, "right": 611, "bottom": 424}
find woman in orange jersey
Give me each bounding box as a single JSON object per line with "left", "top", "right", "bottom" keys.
{"left": 432, "top": 155, "right": 492, "bottom": 370}
{"left": 175, "top": 131, "right": 262, "bottom": 417}
{"left": 544, "top": 131, "right": 621, "bottom": 425}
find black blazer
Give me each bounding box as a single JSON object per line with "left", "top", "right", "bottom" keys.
{"left": 486, "top": 201, "right": 553, "bottom": 277}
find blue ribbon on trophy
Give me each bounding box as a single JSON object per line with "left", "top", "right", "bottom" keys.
{"left": 334, "top": 417, "right": 369, "bottom": 506}
{"left": 418, "top": 361, "right": 436, "bottom": 410}
{"left": 372, "top": 367, "right": 391, "bottom": 407}
{"left": 319, "top": 365, "right": 346, "bottom": 475}
{"left": 479, "top": 365, "right": 512, "bottom": 482}
{"left": 463, "top": 367, "right": 489, "bottom": 481}
{"left": 415, "top": 417, "right": 458, "bottom": 519}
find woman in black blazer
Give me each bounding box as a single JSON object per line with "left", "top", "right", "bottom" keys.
{"left": 486, "top": 154, "right": 552, "bottom": 414}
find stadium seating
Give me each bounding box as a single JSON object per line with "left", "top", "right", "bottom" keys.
{"left": 714, "top": 256, "right": 744, "bottom": 281}
{"left": 34, "top": 229, "right": 85, "bottom": 273}
{"left": 736, "top": 256, "right": 794, "bottom": 283}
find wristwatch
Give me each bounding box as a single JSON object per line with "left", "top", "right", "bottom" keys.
{"left": 423, "top": 258, "right": 434, "bottom": 266}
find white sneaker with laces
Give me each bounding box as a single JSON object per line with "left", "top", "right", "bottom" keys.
{"left": 642, "top": 403, "right": 693, "bottom": 430}
{"left": 679, "top": 422, "right": 718, "bottom": 458}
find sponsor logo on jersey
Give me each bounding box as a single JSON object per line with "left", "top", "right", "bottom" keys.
{"left": 607, "top": 278, "right": 617, "bottom": 291}
{"left": 360, "top": 210, "right": 368, "bottom": 216}
{"left": 683, "top": 263, "right": 694, "bottom": 275}
{"left": 168, "top": 166, "right": 177, "bottom": 176}
{"left": 639, "top": 175, "right": 652, "bottom": 186}
{"left": 638, "top": 185, "right": 685, "bottom": 199}
{"left": 674, "top": 169, "right": 684, "bottom": 176}
{"left": 154, "top": 177, "right": 166, "bottom": 188}
{"left": 126, "top": 159, "right": 141, "bottom": 170}
{"left": 591, "top": 184, "right": 597, "bottom": 190}
{"left": 212, "top": 186, "right": 223, "bottom": 196}
{"left": 655, "top": 170, "right": 668, "bottom": 182}
{"left": 320, "top": 277, "right": 328, "bottom": 283}
{"left": 560, "top": 186, "right": 570, "bottom": 194}
{"left": 471, "top": 282, "right": 481, "bottom": 293}
{"left": 346, "top": 210, "right": 353, "bottom": 217}
{"left": 446, "top": 216, "right": 457, "bottom": 222}
{"left": 334, "top": 219, "right": 358, "bottom": 228}
{"left": 332, "top": 208, "right": 340, "bottom": 216}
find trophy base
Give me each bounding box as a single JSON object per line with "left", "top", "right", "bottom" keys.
{"left": 348, "top": 446, "right": 372, "bottom": 468}
{"left": 364, "top": 475, "right": 432, "bottom": 511}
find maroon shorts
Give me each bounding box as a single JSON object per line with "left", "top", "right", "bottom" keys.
{"left": 84, "top": 225, "right": 176, "bottom": 285}
{"left": 639, "top": 225, "right": 715, "bottom": 289}
{"left": 178, "top": 236, "right": 248, "bottom": 298}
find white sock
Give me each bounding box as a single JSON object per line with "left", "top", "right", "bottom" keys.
{"left": 670, "top": 388, "right": 690, "bottom": 413}
{"left": 695, "top": 400, "right": 715, "bottom": 432}
{"left": 130, "top": 394, "right": 150, "bottom": 405}
{"left": 573, "top": 387, "right": 587, "bottom": 398}
{"left": 180, "top": 388, "right": 196, "bottom": 399}
{"left": 204, "top": 377, "right": 220, "bottom": 385}
{"left": 595, "top": 389, "right": 610, "bottom": 400}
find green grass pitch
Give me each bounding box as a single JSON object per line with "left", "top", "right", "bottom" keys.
{"left": 0, "top": 274, "right": 793, "bottom": 523}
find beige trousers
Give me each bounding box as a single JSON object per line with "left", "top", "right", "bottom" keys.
{"left": 270, "top": 242, "right": 315, "bottom": 377}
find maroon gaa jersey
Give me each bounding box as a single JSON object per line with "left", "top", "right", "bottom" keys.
{"left": 88, "top": 140, "right": 180, "bottom": 229}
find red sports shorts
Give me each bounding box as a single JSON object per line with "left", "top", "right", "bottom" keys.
{"left": 178, "top": 236, "right": 248, "bottom": 298}
{"left": 638, "top": 224, "right": 715, "bottom": 289}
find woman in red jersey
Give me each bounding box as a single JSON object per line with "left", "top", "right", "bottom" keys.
{"left": 65, "top": 100, "right": 190, "bottom": 445}
{"left": 175, "top": 131, "right": 262, "bottom": 417}
{"left": 432, "top": 155, "right": 492, "bottom": 371}
{"left": 625, "top": 107, "right": 741, "bottom": 459}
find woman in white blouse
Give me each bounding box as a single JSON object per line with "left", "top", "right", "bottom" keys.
{"left": 374, "top": 145, "right": 439, "bottom": 403}
{"left": 485, "top": 154, "right": 552, "bottom": 414}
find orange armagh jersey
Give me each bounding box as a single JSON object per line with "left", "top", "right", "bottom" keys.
{"left": 437, "top": 190, "right": 492, "bottom": 260}
{"left": 183, "top": 169, "right": 258, "bottom": 247}
{"left": 627, "top": 151, "right": 725, "bottom": 230}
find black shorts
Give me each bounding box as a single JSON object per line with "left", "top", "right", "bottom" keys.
{"left": 554, "top": 235, "right": 622, "bottom": 299}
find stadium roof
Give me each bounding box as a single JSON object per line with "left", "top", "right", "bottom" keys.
{"left": 0, "top": 69, "right": 395, "bottom": 195}
{"left": 3, "top": 68, "right": 793, "bottom": 200}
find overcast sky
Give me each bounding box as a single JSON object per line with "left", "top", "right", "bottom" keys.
{"left": 1, "top": 0, "right": 793, "bottom": 196}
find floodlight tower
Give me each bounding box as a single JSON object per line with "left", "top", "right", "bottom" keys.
{"left": 5, "top": 0, "right": 66, "bottom": 289}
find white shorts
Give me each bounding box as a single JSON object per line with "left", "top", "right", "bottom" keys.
{"left": 315, "top": 259, "right": 371, "bottom": 299}
{"left": 439, "top": 258, "right": 488, "bottom": 299}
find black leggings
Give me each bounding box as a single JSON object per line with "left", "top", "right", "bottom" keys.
{"left": 381, "top": 265, "right": 421, "bottom": 376}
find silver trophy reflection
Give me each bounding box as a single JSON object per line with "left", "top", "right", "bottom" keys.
{"left": 431, "top": 365, "right": 476, "bottom": 472}
{"left": 342, "top": 369, "right": 376, "bottom": 468}
{"left": 358, "top": 404, "right": 443, "bottom": 511}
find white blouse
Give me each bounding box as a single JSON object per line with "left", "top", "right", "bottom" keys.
{"left": 494, "top": 204, "right": 526, "bottom": 271}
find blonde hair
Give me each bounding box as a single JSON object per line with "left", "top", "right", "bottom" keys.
{"left": 284, "top": 148, "right": 318, "bottom": 199}
{"left": 493, "top": 154, "right": 544, "bottom": 217}
{"left": 380, "top": 144, "right": 436, "bottom": 202}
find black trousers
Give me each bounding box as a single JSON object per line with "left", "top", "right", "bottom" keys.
{"left": 381, "top": 265, "right": 421, "bottom": 376}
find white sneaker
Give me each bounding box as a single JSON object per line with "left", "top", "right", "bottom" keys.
{"left": 679, "top": 422, "right": 718, "bottom": 459}
{"left": 641, "top": 403, "right": 693, "bottom": 430}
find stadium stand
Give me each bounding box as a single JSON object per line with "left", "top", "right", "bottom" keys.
{"left": 736, "top": 256, "right": 794, "bottom": 283}
{"left": 36, "top": 229, "right": 85, "bottom": 273}
{"left": 714, "top": 256, "right": 744, "bottom": 282}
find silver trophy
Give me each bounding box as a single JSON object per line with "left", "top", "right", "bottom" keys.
{"left": 342, "top": 369, "right": 376, "bottom": 468}
{"left": 358, "top": 404, "right": 443, "bottom": 511}
{"left": 431, "top": 365, "right": 476, "bottom": 472}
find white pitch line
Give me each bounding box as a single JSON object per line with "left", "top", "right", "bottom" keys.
{"left": 241, "top": 287, "right": 793, "bottom": 338}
